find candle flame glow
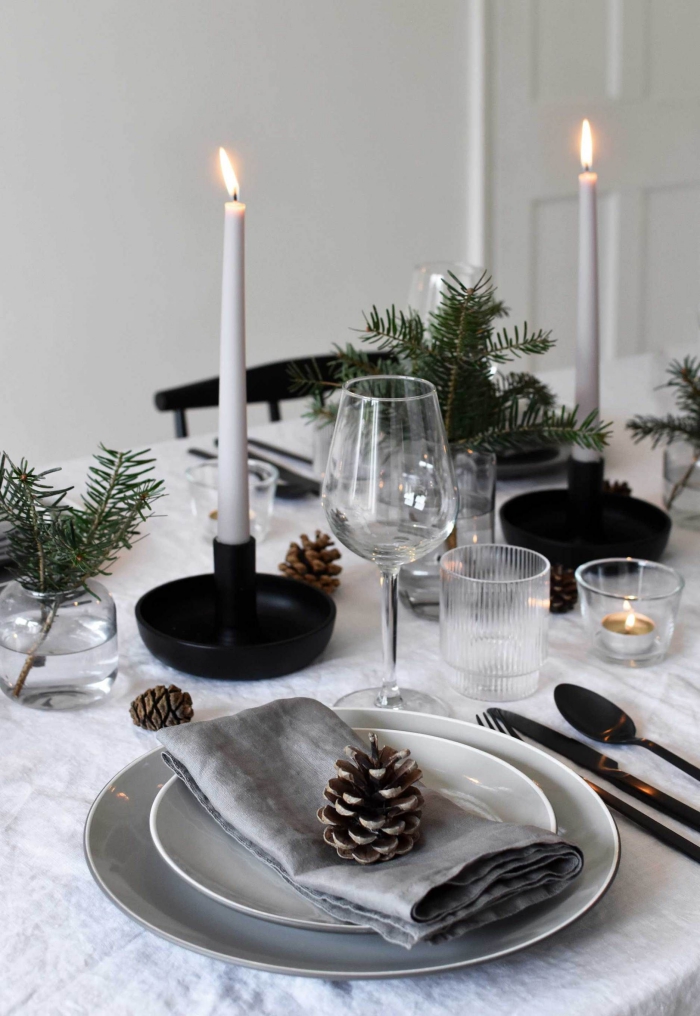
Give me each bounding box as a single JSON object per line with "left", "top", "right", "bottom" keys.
{"left": 580, "top": 119, "right": 593, "bottom": 171}
{"left": 624, "top": 610, "right": 636, "bottom": 632}
{"left": 219, "top": 147, "right": 239, "bottom": 200}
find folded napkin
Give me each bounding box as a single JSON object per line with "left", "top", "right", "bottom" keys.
{"left": 158, "top": 697, "right": 583, "bottom": 948}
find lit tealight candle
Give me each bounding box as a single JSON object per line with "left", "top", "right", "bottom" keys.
{"left": 601, "top": 601, "right": 656, "bottom": 657}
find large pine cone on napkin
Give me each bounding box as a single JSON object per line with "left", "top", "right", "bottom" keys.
{"left": 317, "top": 732, "right": 423, "bottom": 864}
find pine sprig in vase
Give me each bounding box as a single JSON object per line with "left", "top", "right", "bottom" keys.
{"left": 627, "top": 356, "right": 700, "bottom": 509}
{"left": 0, "top": 445, "right": 164, "bottom": 697}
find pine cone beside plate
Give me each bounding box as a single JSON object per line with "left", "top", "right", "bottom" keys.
{"left": 129, "top": 684, "right": 194, "bottom": 731}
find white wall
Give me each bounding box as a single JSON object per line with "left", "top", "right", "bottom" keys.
{"left": 0, "top": 0, "right": 469, "bottom": 463}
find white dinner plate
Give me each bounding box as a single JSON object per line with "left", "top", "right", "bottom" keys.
{"left": 149, "top": 727, "right": 557, "bottom": 933}
{"left": 84, "top": 709, "right": 619, "bottom": 978}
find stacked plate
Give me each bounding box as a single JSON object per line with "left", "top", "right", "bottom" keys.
{"left": 84, "top": 708, "right": 620, "bottom": 979}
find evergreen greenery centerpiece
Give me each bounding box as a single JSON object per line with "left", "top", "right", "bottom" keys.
{"left": 294, "top": 273, "right": 611, "bottom": 454}
{"left": 0, "top": 445, "right": 164, "bottom": 704}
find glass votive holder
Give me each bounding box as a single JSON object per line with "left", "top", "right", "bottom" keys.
{"left": 440, "top": 544, "right": 550, "bottom": 701}
{"left": 185, "top": 459, "right": 278, "bottom": 543}
{"left": 575, "top": 558, "right": 684, "bottom": 666}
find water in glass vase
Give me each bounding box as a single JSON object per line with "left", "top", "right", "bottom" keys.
{"left": 0, "top": 579, "right": 118, "bottom": 710}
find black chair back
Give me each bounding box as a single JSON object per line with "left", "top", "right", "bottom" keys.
{"left": 154, "top": 354, "right": 385, "bottom": 438}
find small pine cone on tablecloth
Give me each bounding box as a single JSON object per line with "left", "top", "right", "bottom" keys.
{"left": 279, "top": 530, "right": 342, "bottom": 593}
{"left": 317, "top": 732, "right": 423, "bottom": 864}
{"left": 129, "top": 684, "right": 194, "bottom": 731}
{"left": 550, "top": 564, "right": 578, "bottom": 614}
{"left": 603, "top": 479, "right": 632, "bottom": 496}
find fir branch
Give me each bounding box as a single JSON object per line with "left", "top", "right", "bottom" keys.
{"left": 361, "top": 306, "right": 425, "bottom": 353}
{"left": 1, "top": 445, "right": 165, "bottom": 595}
{"left": 468, "top": 407, "right": 611, "bottom": 454}
{"left": 627, "top": 357, "right": 700, "bottom": 452}
{"left": 294, "top": 271, "right": 611, "bottom": 453}
{"left": 487, "top": 324, "right": 555, "bottom": 362}
{"left": 627, "top": 413, "right": 700, "bottom": 449}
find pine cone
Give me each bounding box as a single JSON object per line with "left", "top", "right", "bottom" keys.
{"left": 603, "top": 479, "right": 632, "bottom": 496}
{"left": 317, "top": 732, "right": 423, "bottom": 864}
{"left": 279, "top": 530, "right": 342, "bottom": 593}
{"left": 129, "top": 684, "right": 194, "bottom": 731}
{"left": 550, "top": 564, "right": 578, "bottom": 614}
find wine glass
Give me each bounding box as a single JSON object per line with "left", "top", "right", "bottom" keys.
{"left": 322, "top": 376, "right": 458, "bottom": 714}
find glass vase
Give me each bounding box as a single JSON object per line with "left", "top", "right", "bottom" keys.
{"left": 399, "top": 446, "right": 497, "bottom": 619}
{"left": 663, "top": 441, "right": 700, "bottom": 529}
{"left": 0, "top": 579, "right": 118, "bottom": 709}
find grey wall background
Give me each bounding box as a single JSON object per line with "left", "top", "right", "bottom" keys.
{"left": 0, "top": 0, "right": 470, "bottom": 462}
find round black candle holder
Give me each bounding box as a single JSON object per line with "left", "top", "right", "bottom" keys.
{"left": 135, "top": 538, "right": 336, "bottom": 680}
{"left": 500, "top": 458, "right": 671, "bottom": 569}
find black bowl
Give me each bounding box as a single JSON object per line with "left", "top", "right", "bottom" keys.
{"left": 135, "top": 572, "right": 336, "bottom": 680}
{"left": 500, "top": 490, "right": 671, "bottom": 568}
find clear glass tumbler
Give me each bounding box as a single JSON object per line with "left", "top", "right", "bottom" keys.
{"left": 575, "top": 558, "right": 684, "bottom": 665}
{"left": 186, "top": 459, "right": 278, "bottom": 542}
{"left": 323, "top": 375, "right": 458, "bottom": 714}
{"left": 400, "top": 446, "right": 497, "bottom": 619}
{"left": 440, "top": 544, "right": 550, "bottom": 701}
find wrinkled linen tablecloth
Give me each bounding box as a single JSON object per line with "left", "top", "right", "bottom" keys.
{"left": 5, "top": 375, "right": 700, "bottom": 1015}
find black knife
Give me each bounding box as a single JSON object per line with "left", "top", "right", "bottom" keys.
{"left": 497, "top": 709, "right": 700, "bottom": 834}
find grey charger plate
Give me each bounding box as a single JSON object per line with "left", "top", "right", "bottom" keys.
{"left": 84, "top": 711, "right": 619, "bottom": 979}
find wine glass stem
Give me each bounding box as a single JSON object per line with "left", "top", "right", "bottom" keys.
{"left": 376, "top": 568, "right": 402, "bottom": 709}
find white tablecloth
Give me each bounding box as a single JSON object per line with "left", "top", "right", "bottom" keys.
{"left": 4, "top": 406, "right": 700, "bottom": 1016}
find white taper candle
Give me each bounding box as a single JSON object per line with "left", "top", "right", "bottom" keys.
{"left": 217, "top": 149, "right": 250, "bottom": 545}
{"left": 574, "top": 119, "right": 600, "bottom": 464}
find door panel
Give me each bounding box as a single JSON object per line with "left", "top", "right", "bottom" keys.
{"left": 490, "top": 0, "right": 700, "bottom": 368}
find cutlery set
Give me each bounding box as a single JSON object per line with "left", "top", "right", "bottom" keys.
{"left": 477, "top": 686, "right": 700, "bottom": 864}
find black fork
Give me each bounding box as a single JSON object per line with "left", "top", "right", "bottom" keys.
{"left": 476, "top": 708, "right": 523, "bottom": 740}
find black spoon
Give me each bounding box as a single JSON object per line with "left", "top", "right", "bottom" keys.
{"left": 555, "top": 683, "right": 700, "bottom": 783}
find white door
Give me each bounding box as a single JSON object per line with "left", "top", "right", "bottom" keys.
{"left": 487, "top": 0, "right": 700, "bottom": 369}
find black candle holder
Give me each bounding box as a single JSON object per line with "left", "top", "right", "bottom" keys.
{"left": 135, "top": 537, "right": 336, "bottom": 679}
{"left": 500, "top": 458, "right": 671, "bottom": 569}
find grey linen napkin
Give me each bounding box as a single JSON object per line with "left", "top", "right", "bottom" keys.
{"left": 157, "top": 697, "right": 583, "bottom": 948}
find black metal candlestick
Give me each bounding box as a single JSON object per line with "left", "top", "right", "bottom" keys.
{"left": 500, "top": 456, "right": 671, "bottom": 569}
{"left": 135, "top": 537, "right": 336, "bottom": 679}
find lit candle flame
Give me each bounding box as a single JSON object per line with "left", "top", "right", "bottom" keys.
{"left": 580, "top": 119, "right": 593, "bottom": 171}
{"left": 219, "top": 147, "right": 239, "bottom": 200}
{"left": 624, "top": 610, "right": 636, "bottom": 632}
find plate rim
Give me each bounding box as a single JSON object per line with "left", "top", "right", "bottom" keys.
{"left": 84, "top": 714, "right": 620, "bottom": 979}
{"left": 148, "top": 724, "right": 557, "bottom": 932}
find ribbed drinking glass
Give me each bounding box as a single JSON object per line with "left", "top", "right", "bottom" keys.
{"left": 440, "top": 544, "right": 550, "bottom": 701}
{"left": 322, "top": 376, "right": 457, "bottom": 714}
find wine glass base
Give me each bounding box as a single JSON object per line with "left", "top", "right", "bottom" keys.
{"left": 333, "top": 686, "right": 450, "bottom": 716}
